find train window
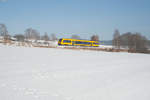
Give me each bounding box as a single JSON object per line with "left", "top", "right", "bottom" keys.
{"left": 59, "top": 39, "right": 62, "bottom": 42}
{"left": 83, "top": 42, "right": 91, "bottom": 44}
{"left": 75, "top": 41, "right": 81, "bottom": 44}
{"left": 86, "top": 42, "right": 91, "bottom": 44}
{"left": 93, "top": 42, "right": 99, "bottom": 45}
{"left": 75, "top": 41, "right": 91, "bottom": 44}
{"left": 63, "top": 40, "right": 71, "bottom": 43}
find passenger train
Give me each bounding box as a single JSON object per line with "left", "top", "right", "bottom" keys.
{"left": 58, "top": 38, "right": 99, "bottom": 47}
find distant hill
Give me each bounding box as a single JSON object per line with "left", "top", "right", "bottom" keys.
{"left": 100, "top": 40, "right": 112, "bottom": 45}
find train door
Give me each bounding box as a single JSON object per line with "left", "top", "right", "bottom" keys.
{"left": 72, "top": 40, "right": 75, "bottom": 46}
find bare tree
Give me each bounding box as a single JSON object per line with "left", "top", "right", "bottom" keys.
{"left": 0, "top": 24, "right": 8, "bottom": 36}
{"left": 120, "top": 32, "right": 132, "bottom": 48}
{"left": 0, "top": 23, "right": 10, "bottom": 42}
{"left": 113, "top": 29, "right": 120, "bottom": 49}
{"left": 129, "top": 33, "right": 148, "bottom": 52}
{"left": 91, "top": 35, "right": 99, "bottom": 41}
{"left": 24, "top": 28, "right": 40, "bottom": 40}
{"left": 148, "top": 40, "right": 150, "bottom": 48}
{"left": 71, "top": 34, "right": 80, "bottom": 39}
{"left": 119, "top": 32, "right": 148, "bottom": 53}
{"left": 41, "top": 32, "right": 49, "bottom": 41}
{"left": 14, "top": 34, "right": 25, "bottom": 42}
{"left": 50, "top": 33, "right": 57, "bottom": 41}
{"left": 24, "top": 28, "right": 32, "bottom": 39}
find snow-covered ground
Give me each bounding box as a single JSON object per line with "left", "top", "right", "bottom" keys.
{"left": 0, "top": 45, "right": 150, "bottom": 100}
{"left": 99, "top": 45, "right": 112, "bottom": 49}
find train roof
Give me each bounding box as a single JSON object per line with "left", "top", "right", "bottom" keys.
{"left": 59, "top": 38, "right": 99, "bottom": 42}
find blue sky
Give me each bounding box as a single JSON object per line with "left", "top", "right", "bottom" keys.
{"left": 0, "top": 0, "right": 150, "bottom": 40}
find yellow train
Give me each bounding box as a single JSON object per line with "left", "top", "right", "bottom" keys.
{"left": 58, "top": 38, "right": 99, "bottom": 47}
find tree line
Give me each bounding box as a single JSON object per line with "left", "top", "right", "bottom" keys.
{"left": 0, "top": 23, "right": 60, "bottom": 42}
{"left": 1, "top": 23, "right": 149, "bottom": 53}
{"left": 0, "top": 23, "right": 99, "bottom": 42}
{"left": 113, "top": 29, "right": 149, "bottom": 53}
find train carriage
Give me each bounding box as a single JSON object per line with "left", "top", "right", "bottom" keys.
{"left": 58, "top": 38, "right": 99, "bottom": 47}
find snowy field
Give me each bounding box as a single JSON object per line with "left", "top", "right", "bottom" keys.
{"left": 0, "top": 45, "right": 150, "bottom": 100}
